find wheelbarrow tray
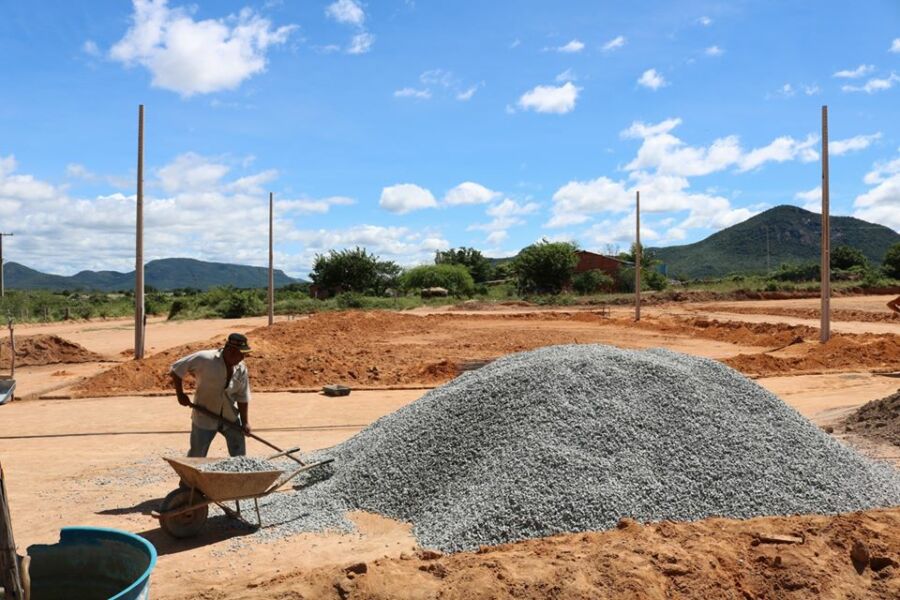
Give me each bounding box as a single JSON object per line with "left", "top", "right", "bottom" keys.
{"left": 164, "top": 457, "right": 282, "bottom": 502}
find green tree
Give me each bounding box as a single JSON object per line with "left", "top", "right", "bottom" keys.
{"left": 514, "top": 240, "right": 578, "bottom": 294}
{"left": 435, "top": 247, "right": 493, "bottom": 282}
{"left": 831, "top": 244, "right": 868, "bottom": 270}
{"left": 572, "top": 270, "right": 614, "bottom": 294}
{"left": 401, "top": 264, "right": 475, "bottom": 296}
{"left": 310, "top": 247, "right": 400, "bottom": 295}
{"left": 618, "top": 242, "right": 659, "bottom": 269}
{"left": 883, "top": 243, "right": 900, "bottom": 279}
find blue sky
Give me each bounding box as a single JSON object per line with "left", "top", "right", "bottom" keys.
{"left": 1, "top": 0, "right": 899, "bottom": 277}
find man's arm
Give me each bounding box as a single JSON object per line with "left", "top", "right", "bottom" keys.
{"left": 171, "top": 372, "right": 191, "bottom": 406}
{"left": 238, "top": 401, "right": 251, "bottom": 434}
{"left": 888, "top": 296, "right": 900, "bottom": 316}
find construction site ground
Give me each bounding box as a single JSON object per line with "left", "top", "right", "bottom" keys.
{"left": 1, "top": 295, "right": 898, "bottom": 599}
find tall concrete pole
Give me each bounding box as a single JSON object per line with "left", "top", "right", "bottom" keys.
{"left": 0, "top": 233, "right": 12, "bottom": 297}
{"left": 268, "top": 191, "right": 274, "bottom": 326}
{"left": 135, "top": 104, "right": 145, "bottom": 360}
{"left": 820, "top": 106, "right": 831, "bottom": 343}
{"left": 635, "top": 190, "right": 641, "bottom": 322}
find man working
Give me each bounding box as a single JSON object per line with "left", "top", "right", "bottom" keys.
{"left": 889, "top": 296, "right": 900, "bottom": 317}
{"left": 170, "top": 333, "right": 252, "bottom": 457}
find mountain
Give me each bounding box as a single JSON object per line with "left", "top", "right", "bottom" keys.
{"left": 649, "top": 205, "right": 900, "bottom": 279}
{"left": 5, "top": 258, "right": 305, "bottom": 292}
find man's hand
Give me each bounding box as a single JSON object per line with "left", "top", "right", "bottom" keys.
{"left": 242, "top": 422, "right": 252, "bottom": 434}
{"left": 176, "top": 391, "right": 191, "bottom": 407}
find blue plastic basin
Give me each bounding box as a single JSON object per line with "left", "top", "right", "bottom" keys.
{"left": 27, "top": 527, "right": 158, "bottom": 600}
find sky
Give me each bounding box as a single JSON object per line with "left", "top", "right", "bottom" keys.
{"left": 1, "top": 0, "right": 899, "bottom": 277}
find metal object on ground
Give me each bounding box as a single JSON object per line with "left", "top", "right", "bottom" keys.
{"left": 153, "top": 453, "right": 334, "bottom": 538}
{"left": 322, "top": 384, "right": 351, "bottom": 397}
{"left": 0, "top": 381, "right": 14, "bottom": 407}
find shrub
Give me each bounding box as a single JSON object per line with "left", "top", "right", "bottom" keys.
{"left": 572, "top": 270, "right": 614, "bottom": 294}
{"left": 168, "top": 299, "right": 189, "bottom": 320}
{"left": 401, "top": 264, "right": 475, "bottom": 297}
{"left": 335, "top": 292, "right": 365, "bottom": 309}
{"left": 514, "top": 240, "right": 578, "bottom": 294}
{"left": 435, "top": 247, "right": 493, "bottom": 283}
{"left": 831, "top": 245, "right": 868, "bottom": 270}
{"left": 884, "top": 243, "right": 900, "bottom": 279}
{"left": 215, "top": 290, "right": 264, "bottom": 318}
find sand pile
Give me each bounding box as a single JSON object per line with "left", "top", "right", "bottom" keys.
{"left": 726, "top": 334, "right": 900, "bottom": 376}
{"left": 0, "top": 334, "right": 103, "bottom": 366}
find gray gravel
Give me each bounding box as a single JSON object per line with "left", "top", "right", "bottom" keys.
{"left": 198, "top": 456, "right": 282, "bottom": 473}
{"left": 242, "top": 345, "right": 900, "bottom": 551}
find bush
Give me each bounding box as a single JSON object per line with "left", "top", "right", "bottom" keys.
{"left": 435, "top": 247, "right": 493, "bottom": 283}
{"left": 310, "top": 247, "right": 400, "bottom": 295}
{"left": 615, "top": 267, "right": 669, "bottom": 292}
{"left": 831, "top": 245, "right": 868, "bottom": 270}
{"left": 771, "top": 262, "right": 820, "bottom": 282}
{"left": 572, "top": 270, "right": 614, "bottom": 294}
{"left": 884, "top": 243, "right": 900, "bottom": 279}
{"left": 514, "top": 240, "right": 578, "bottom": 294}
{"left": 214, "top": 290, "right": 264, "bottom": 318}
{"left": 168, "top": 298, "right": 189, "bottom": 320}
{"left": 401, "top": 264, "right": 475, "bottom": 297}
{"left": 335, "top": 292, "right": 365, "bottom": 309}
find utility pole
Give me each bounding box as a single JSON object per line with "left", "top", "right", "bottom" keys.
{"left": 820, "top": 105, "right": 831, "bottom": 343}
{"left": 635, "top": 190, "right": 641, "bottom": 322}
{"left": 135, "top": 105, "right": 145, "bottom": 360}
{"left": 268, "top": 192, "right": 274, "bottom": 326}
{"left": 0, "top": 233, "right": 13, "bottom": 297}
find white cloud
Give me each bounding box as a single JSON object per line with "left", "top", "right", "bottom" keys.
{"left": 347, "top": 32, "right": 375, "bottom": 54}
{"left": 833, "top": 64, "right": 875, "bottom": 79}
{"left": 325, "top": 0, "right": 365, "bottom": 27}
{"left": 794, "top": 186, "right": 822, "bottom": 212}
{"left": 803, "top": 84, "right": 821, "bottom": 96}
{"left": 277, "top": 196, "right": 354, "bottom": 214}
{"left": 394, "top": 87, "right": 431, "bottom": 99}
{"left": 444, "top": 182, "right": 500, "bottom": 205}
{"left": 737, "top": 135, "right": 818, "bottom": 171}
{"left": 892, "top": 39, "right": 900, "bottom": 53}
{"left": 509, "top": 38, "right": 521, "bottom": 49}
{"left": 486, "top": 231, "right": 508, "bottom": 245}
{"left": 557, "top": 39, "right": 585, "bottom": 53}
{"left": 602, "top": 36, "right": 626, "bottom": 52}
{"left": 548, "top": 177, "right": 630, "bottom": 225}
{"left": 110, "top": 0, "right": 296, "bottom": 97}
{"left": 778, "top": 83, "right": 795, "bottom": 97}
{"left": 854, "top": 155, "right": 900, "bottom": 230}
{"left": 555, "top": 68, "right": 577, "bottom": 83}
{"left": 842, "top": 73, "right": 900, "bottom": 93}
{"left": 698, "top": 16, "right": 712, "bottom": 26}
{"left": 456, "top": 86, "right": 479, "bottom": 101}
{"left": 379, "top": 183, "right": 437, "bottom": 214}
{"left": 156, "top": 152, "right": 231, "bottom": 193}
{"left": 289, "top": 225, "right": 449, "bottom": 267}
{"left": 829, "top": 132, "right": 881, "bottom": 156}
{"left": 82, "top": 40, "right": 100, "bottom": 56}
{"left": 517, "top": 82, "right": 580, "bottom": 114}
{"left": 704, "top": 45, "right": 723, "bottom": 56}
{"left": 637, "top": 69, "right": 667, "bottom": 90}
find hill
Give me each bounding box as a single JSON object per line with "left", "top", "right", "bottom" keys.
{"left": 650, "top": 205, "right": 900, "bottom": 279}
{"left": 5, "top": 258, "right": 304, "bottom": 292}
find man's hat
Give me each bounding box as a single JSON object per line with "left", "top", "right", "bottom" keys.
{"left": 225, "top": 332, "right": 252, "bottom": 353}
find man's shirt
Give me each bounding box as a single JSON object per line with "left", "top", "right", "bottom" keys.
{"left": 170, "top": 349, "right": 251, "bottom": 431}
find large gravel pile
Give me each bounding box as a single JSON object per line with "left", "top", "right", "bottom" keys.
{"left": 252, "top": 345, "right": 900, "bottom": 551}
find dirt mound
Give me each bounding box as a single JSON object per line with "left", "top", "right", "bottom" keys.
{"left": 636, "top": 315, "right": 817, "bottom": 348}
{"left": 178, "top": 509, "right": 900, "bottom": 600}
{"left": 725, "top": 335, "right": 900, "bottom": 376}
{"left": 0, "top": 334, "right": 103, "bottom": 367}
{"left": 710, "top": 305, "right": 899, "bottom": 324}
{"left": 844, "top": 390, "right": 900, "bottom": 448}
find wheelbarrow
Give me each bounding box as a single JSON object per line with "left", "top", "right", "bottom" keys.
{"left": 151, "top": 452, "right": 334, "bottom": 538}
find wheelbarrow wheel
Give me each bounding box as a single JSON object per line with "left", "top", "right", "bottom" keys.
{"left": 159, "top": 487, "right": 208, "bottom": 538}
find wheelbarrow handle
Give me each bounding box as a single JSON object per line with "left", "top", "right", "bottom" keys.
{"left": 186, "top": 402, "right": 305, "bottom": 466}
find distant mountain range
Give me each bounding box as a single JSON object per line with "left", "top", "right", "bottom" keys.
{"left": 5, "top": 258, "right": 305, "bottom": 292}
{"left": 649, "top": 205, "right": 900, "bottom": 279}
